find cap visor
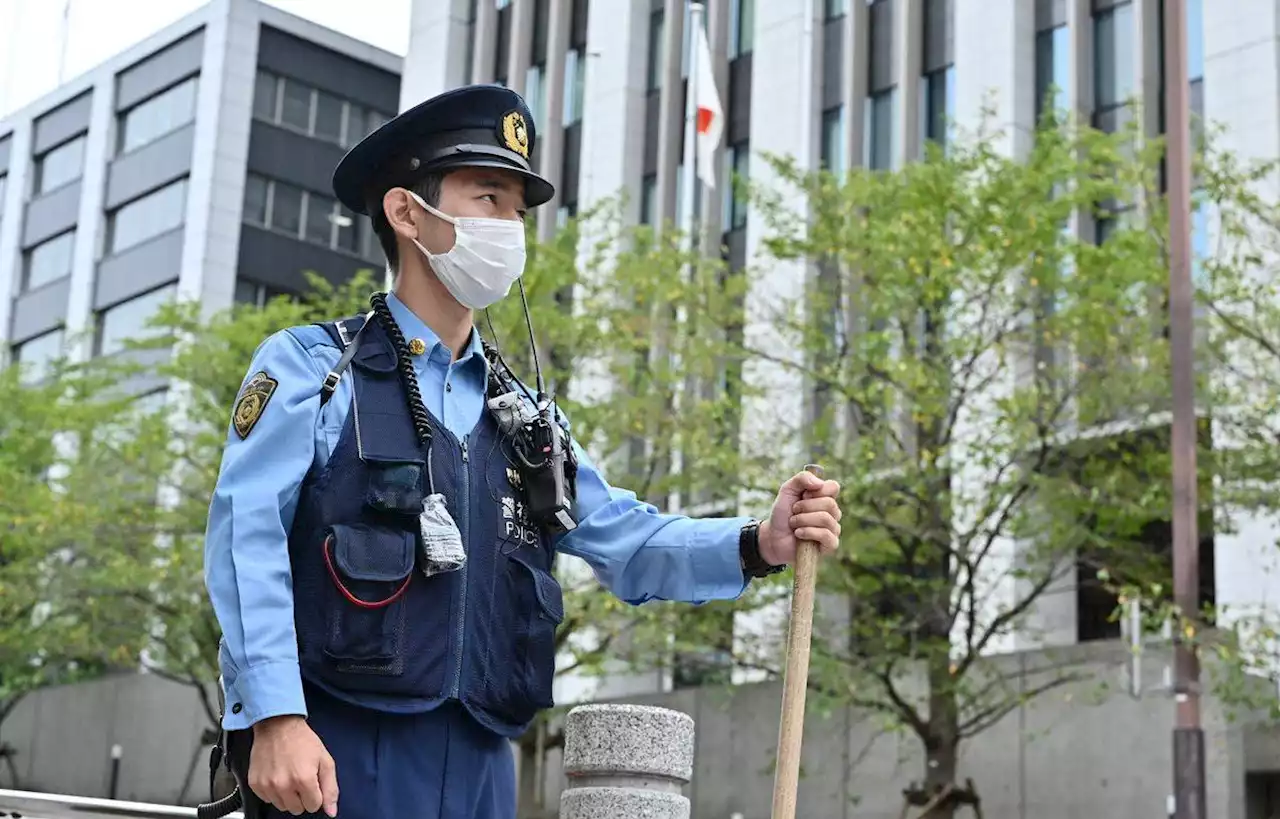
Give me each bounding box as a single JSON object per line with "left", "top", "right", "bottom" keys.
{"left": 426, "top": 156, "right": 556, "bottom": 208}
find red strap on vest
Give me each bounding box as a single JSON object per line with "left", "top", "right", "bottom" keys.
{"left": 321, "top": 534, "right": 413, "bottom": 610}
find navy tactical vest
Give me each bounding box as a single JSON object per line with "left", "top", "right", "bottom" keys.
{"left": 285, "top": 315, "right": 564, "bottom": 739}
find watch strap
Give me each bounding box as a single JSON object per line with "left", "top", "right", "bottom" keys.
{"left": 739, "top": 520, "right": 786, "bottom": 578}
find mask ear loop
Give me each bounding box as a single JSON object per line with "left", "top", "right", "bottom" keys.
{"left": 426, "top": 445, "right": 437, "bottom": 496}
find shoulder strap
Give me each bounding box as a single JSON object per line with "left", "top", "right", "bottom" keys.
{"left": 318, "top": 313, "right": 370, "bottom": 406}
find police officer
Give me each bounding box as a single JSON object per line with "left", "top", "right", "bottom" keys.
{"left": 203, "top": 84, "right": 843, "bottom": 819}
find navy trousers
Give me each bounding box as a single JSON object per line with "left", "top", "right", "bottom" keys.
{"left": 262, "top": 686, "right": 516, "bottom": 819}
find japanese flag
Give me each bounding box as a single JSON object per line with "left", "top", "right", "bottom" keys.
{"left": 692, "top": 24, "right": 723, "bottom": 189}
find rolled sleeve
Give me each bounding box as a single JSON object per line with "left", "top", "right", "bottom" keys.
{"left": 204, "top": 330, "right": 325, "bottom": 730}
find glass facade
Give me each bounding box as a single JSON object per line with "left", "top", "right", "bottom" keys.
{"left": 821, "top": 106, "right": 846, "bottom": 175}
{"left": 563, "top": 49, "right": 586, "bottom": 126}
{"left": 640, "top": 173, "right": 658, "bottom": 225}
{"left": 13, "top": 328, "right": 64, "bottom": 384}
{"left": 107, "top": 179, "right": 188, "bottom": 255}
{"left": 118, "top": 76, "right": 198, "bottom": 154}
{"left": 1035, "top": 25, "right": 1070, "bottom": 120}
{"left": 243, "top": 173, "right": 370, "bottom": 258}
{"left": 1094, "top": 2, "right": 1135, "bottom": 132}
{"left": 723, "top": 142, "right": 749, "bottom": 230}
{"left": 34, "top": 134, "right": 86, "bottom": 195}
{"left": 647, "top": 10, "right": 665, "bottom": 91}
{"left": 730, "top": 0, "right": 755, "bottom": 58}
{"left": 921, "top": 65, "right": 955, "bottom": 149}
{"left": 23, "top": 231, "right": 76, "bottom": 291}
{"left": 96, "top": 284, "right": 178, "bottom": 357}
{"left": 253, "top": 69, "right": 393, "bottom": 149}
{"left": 866, "top": 90, "right": 895, "bottom": 170}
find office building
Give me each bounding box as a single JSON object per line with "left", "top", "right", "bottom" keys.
{"left": 402, "top": 0, "right": 1280, "bottom": 707}
{"left": 0, "top": 0, "right": 400, "bottom": 389}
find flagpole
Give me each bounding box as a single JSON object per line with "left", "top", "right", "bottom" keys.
{"left": 680, "top": 2, "right": 703, "bottom": 250}
{"left": 668, "top": 1, "right": 704, "bottom": 515}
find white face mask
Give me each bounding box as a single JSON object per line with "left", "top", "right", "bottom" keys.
{"left": 408, "top": 191, "right": 527, "bottom": 310}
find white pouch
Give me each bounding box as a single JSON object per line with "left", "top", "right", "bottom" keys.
{"left": 419, "top": 493, "right": 466, "bottom": 576}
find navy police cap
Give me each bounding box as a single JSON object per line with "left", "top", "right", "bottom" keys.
{"left": 332, "top": 84, "right": 556, "bottom": 216}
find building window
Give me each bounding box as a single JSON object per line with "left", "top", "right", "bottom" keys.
{"left": 820, "top": 106, "right": 845, "bottom": 175}
{"left": 130, "top": 389, "right": 169, "bottom": 417}
{"left": 313, "top": 90, "right": 345, "bottom": 144}
{"left": 243, "top": 173, "right": 367, "bottom": 258}
{"left": 13, "top": 328, "right": 64, "bottom": 385}
{"left": 1191, "top": 198, "right": 1209, "bottom": 285}
{"left": 118, "top": 76, "right": 198, "bottom": 155}
{"left": 1186, "top": 0, "right": 1204, "bottom": 82}
{"left": 33, "top": 134, "right": 86, "bottom": 195}
{"left": 640, "top": 173, "right": 658, "bottom": 225}
{"left": 865, "top": 90, "right": 895, "bottom": 170}
{"left": 730, "top": 0, "right": 755, "bottom": 58}
{"left": 532, "top": 0, "right": 550, "bottom": 63}
{"left": 279, "top": 77, "right": 312, "bottom": 131}
{"left": 1035, "top": 25, "right": 1070, "bottom": 121}
{"left": 724, "top": 142, "right": 749, "bottom": 231}
{"left": 647, "top": 10, "right": 665, "bottom": 92}
{"left": 0, "top": 174, "right": 8, "bottom": 213}
{"left": 563, "top": 49, "right": 585, "bottom": 126}
{"left": 921, "top": 66, "right": 954, "bottom": 149}
{"left": 252, "top": 69, "right": 392, "bottom": 149}
{"left": 96, "top": 284, "right": 178, "bottom": 357}
{"left": 1093, "top": 1, "right": 1135, "bottom": 132}
{"left": 22, "top": 231, "right": 75, "bottom": 291}
{"left": 825, "top": 0, "right": 847, "bottom": 19}
{"left": 525, "top": 65, "right": 546, "bottom": 127}
{"left": 234, "top": 278, "right": 291, "bottom": 307}
{"left": 107, "top": 179, "right": 187, "bottom": 255}
{"left": 921, "top": 0, "right": 954, "bottom": 149}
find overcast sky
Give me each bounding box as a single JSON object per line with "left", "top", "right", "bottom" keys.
{"left": 0, "top": 0, "right": 411, "bottom": 119}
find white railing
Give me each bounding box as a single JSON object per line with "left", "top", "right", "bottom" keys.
{"left": 0, "top": 789, "right": 242, "bottom": 819}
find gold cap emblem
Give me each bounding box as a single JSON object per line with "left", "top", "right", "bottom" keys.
{"left": 500, "top": 110, "right": 530, "bottom": 158}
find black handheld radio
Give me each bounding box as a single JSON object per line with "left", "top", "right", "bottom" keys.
{"left": 484, "top": 343, "right": 578, "bottom": 536}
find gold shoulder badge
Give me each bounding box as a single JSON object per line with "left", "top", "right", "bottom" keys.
{"left": 232, "top": 371, "right": 278, "bottom": 440}
{"left": 500, "top": 110, "right": 530, "bottom": 158}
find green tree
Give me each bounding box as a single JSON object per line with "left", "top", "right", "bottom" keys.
{"left": 492, "top": 209, "right": 771, "bottom": 813}
{"left": 747, "top": 113, "right": 1246, "bottom": 816}
{"left": 1186, "top": 135, "right": 1280, "bottom": 721}
{"left": 0, "top": 350, "right": 167, "bottom": 785}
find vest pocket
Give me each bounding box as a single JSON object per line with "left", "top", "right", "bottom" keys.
{"left": 321, "top": 523, "right": 415, "bottom": 675}
{"left": 510, "top": 553, "right": 564, "bottom": 709}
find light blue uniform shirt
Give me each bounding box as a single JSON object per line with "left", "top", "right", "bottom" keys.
{"left": 204, "top": 292, "right": 751, "bottom": 730}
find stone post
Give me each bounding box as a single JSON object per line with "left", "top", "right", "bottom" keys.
{"left": 558, "top": 704, "right": 695, "bottom": 819}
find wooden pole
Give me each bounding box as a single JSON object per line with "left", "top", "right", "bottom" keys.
{"left": 770, "top": 463, "right": 825, "bottom": 819}
{"left": 1164, "top": 0, "right": 1206, "bottom": 815}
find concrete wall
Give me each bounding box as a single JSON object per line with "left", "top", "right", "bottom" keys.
{"left": 1, "top": 672, "right": 217, "bottom": 806}
{"left": 4, "top": 644, "right": 1276, "bottom": 816}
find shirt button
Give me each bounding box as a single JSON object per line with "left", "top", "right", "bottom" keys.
{"left": 231, "top": 702, "right": 243, "bottom": 714}
{"left": 445, "top": 382, "right": 452, "bottom": 392}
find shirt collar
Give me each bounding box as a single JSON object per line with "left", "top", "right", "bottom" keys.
{"left": 384, "top": 291, "right": 488, "bottom": 372}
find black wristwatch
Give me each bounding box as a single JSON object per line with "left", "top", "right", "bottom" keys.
{"left": 739, "top": 520, "right": 786, "bottom": 578}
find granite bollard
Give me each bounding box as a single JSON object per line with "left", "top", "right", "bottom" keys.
{"left": 558, "top": 704, "right": 695, "bottom": 819}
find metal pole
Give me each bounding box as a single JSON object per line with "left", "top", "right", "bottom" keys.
{"left": 680, "top": 3, "right": 703, "bottom": 245}
{"left": 108, "top": 744, "right": 123, "bottom": 801}
{"left": 57, "top": 0, "right": 72, "bottom": 84}
{"left": 1164, "top": 0, "right": 1205, "bottom": 816}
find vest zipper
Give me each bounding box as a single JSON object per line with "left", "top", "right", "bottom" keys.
{"left": 452, "top": 433, "right": 470, "bottom": 699}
